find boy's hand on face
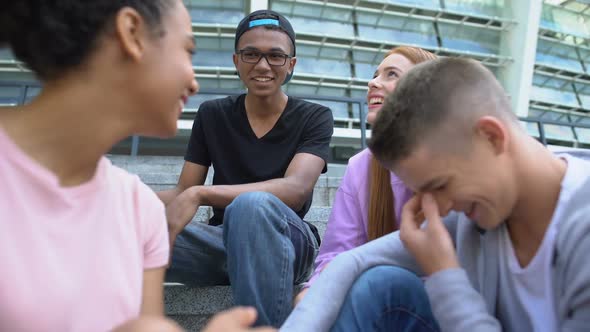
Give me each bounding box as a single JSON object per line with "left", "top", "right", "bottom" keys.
{"left": 165, "top": 186, "right": 202, "bottom": 237}
{"left": 400, "top": 193, "right": 460, "bottom": 276}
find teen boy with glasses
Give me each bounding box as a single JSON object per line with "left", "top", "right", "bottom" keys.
{"left": 157, "top": 10, "right": 334, "bottom": 328}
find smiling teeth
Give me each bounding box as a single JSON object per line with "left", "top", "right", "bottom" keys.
{"left": 254, "top": 77, "right": 272, "bottom": 82}
{"left": 369, "top": 97, "right": 384, "bottom": 105}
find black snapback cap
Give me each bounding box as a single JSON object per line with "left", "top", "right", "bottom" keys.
{"left": 234, "top": 10, "right": 296, "bottom": 84}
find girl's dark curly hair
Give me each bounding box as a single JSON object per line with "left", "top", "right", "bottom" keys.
{"left": 0, "top": 0, "right": 174, "bottom": 81}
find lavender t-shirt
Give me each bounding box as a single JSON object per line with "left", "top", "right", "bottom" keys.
{"left": 305, "top": 148, "right": 413, "bottom": 287}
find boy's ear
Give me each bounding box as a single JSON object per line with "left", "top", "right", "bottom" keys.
{"left": 475, "top": 116, "right": 509, "bottom": 155}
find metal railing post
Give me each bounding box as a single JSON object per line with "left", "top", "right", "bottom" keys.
{"left": 131, "top": 135, "right": 140, "bottom": 156}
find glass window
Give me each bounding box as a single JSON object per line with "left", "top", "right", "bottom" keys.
{"left": 304, "top": 100, "right": 351, "bottom": 119}
{"left": 0, "top": 71, "right": 36, "bottom": 82}
{"left": 288, "top": 17, "right": 354, "bottom": 38}
{"left": 0, "top": 85, "right": 21, "bottom": 105}
{"left": 185, "top": 0, "right": 244, "bottom": 24}
{"left": 356, "top": 15, "right": 438, "bottom": 48}
{"left": 528, "top": 108, "right": 545, "bottom": 118}
{"left": 575, "top": 127, "right": 590, "bottom": 144}
{"left": 0, "top": 47, "right": 14, "bottom": 60}
{"left": 574, "top": 81, "right": 590, "bottom": 96}
{"left": 355, "top": 63, "right": 378, "bottom": 80}
{"left": 183, "top": 93, "right": 229, "bottom": 111}
{"left": 318, "top": 47, "right": 350, "bottom": 60}
{"left": 528, "top": 109, "right": 573, "bottom": 132}
{"left": 385, "top": 0, "right": 441, "bottom": 10}
{"left": 535, "top": 39, "right": 583, "bottom": 73}
{"left": 353, "top": 50, "right": 383, "bottom": 66}
{"left": 316, "top": 86, "right": 349, "bottom": 97}
{"left": 184, "top": 0, "right": 243, "bottom": 10}
{"left": 196, "top": 77, "right": 243, "bottom": 90}
{"left": 533, "top": 73, "right": 575, "bottom": 92}
{"left": 284, "top": 84, "right": 317, "bottom": 95}
{"left": 579, "top": 48, "right": 590, "bottom": 75}
{"left": 438, "top": 23, "right": 500, "bottom": 54}
{"left": 578, "top": 94, "right": 590, "bottom": 110}
{"left": 286, "top": 84, "right": 360, "bottom": 100}
{"left": 297, "top": 45, "right": 349, "bottom": 61}
{"left": 24, "top": 86, "right": 41, "bottom": 102}
{"left": 197, "top": 37, "right": 234, "bottom": 51}
{"left": 530, "top": 86, "right": 579, "bottom": 108}
{"left": 350, "top": 89, "right": 368, "bottom": 99}
{"left": 297, "top": 44, "right": 321, "bottom": 58}
{"left": 271, "top": 1, "right": 353, "bottom": 22}
{"left": 569, "top": 113, "right": 586, "bottom": 123}
{"left": 540, "top": 5, "right": 589, "bottom": 37}
{"left": 350, "top": 102, "right": 361, "bottom": 120}
{"left": 195, "top": 50, "right": 235, "bottom": 67}
{"left": 538, "top": 110, "right": 570, "bottom": 122}
{"left": 521, "top": 120, "right": 540, "bottom": 138}
{"left": 543, "top": 124, "right": 575, "bottom": 141}
{"left": 296, "top": 57, "right": 351, "bottom": 78}
{"left": 444, "top": 0, "right": 505, "bottom": 17}
{"left": 188, "top": 8, "right": 243, "bottom": 24}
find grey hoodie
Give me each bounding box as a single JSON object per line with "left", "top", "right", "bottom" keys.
{"left": 281, "top": 152, "right": 590, "bottom": 332}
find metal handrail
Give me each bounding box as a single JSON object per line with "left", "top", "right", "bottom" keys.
{"left": 2, "top": 81, "right": 590, "bottom": 155}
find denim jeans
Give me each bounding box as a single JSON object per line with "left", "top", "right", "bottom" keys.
{"left": 331, "top": 266, "right": 440, "bottom": 332}
{"left": 165, "top": 191, "right": 319, "bottom": 327}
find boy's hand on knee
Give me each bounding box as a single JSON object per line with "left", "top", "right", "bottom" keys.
{"left": 166, "top": 186, "right": 202, "bottom": 237}
{"left": 203, "top": 307, "right": 277, "bottom": 332}
{"left": 400, "top": 193, "right": 459, "bottom": 276}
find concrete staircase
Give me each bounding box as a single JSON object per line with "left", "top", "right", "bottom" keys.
{"left": 108, "top": 155, "right": 342, "bottom": 331}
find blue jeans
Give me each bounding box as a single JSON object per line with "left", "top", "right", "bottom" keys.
{"left": 165, "top": 192, "right": 319, "bottom": 327}
{"left": 331, "top": 266, "right": 440, "bottom": 332}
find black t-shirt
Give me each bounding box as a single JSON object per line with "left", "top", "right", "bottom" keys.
{"left": 185, "top": 94, "right": 334, "bottom": 226}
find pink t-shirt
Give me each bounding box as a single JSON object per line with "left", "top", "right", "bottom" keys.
{"left": 0, "top": 128, "right": 169, "bottom": 332}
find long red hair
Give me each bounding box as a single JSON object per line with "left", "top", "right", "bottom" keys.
{"left": 367, "top": 46, "right": 437, "bottom": 241}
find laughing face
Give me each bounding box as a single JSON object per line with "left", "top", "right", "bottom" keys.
{"left": 390, "top": 136, "right": 518, "bottom": 231}
{"left": 131, "top": 0, "right": 199, "bottom": 137}
{"left": 233, "top": 27, "right": 296, "bottom": 98}
{"left": 366, "top": 53, "right": 415, "bottom": 125}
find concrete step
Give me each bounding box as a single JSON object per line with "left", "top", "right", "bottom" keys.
{"left": 109, "top": 155, "right": 185, "bottom": 173}
{"left": 165, "top": 283, "right": 307, "bottom": 331}
{"left": 189, "top": 206, "right": 330, "bottom": 238}
{"left": 165, "top": 285, "right": 232, "bottom": 331}
{"left": 107, "top": 155, "right": 348, "bottom": 178}
{"left": 109, "top": 155, "right": 344, "bottom": 207}
{"left": 141, "top": 174, "right": 340, "bottom": 207}
{"left": 134, "top": 172, "right": 342, "bottom": 188}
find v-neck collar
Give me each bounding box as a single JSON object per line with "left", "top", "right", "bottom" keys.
{"left": 240, "top": 95, "right": 291, "bottom": 140}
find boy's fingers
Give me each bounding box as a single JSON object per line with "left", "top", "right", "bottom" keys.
{"left": 400, "top": 195, "right": 422, "bottom": 234}
{"left": 422, "top": 194, "right": 445, "bottom": 230}
{"left": 422, "top": 194, "right": 453, "bottom": 242}
{"left": 400, "top": 195, "right": 425, "bottom": 248}
{"left": 421, "top": 193, "right": 440, "bottom": 219}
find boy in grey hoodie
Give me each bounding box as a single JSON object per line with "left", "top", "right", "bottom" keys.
{"left": 281, "top": 58, "right": 590, "bottom": 332}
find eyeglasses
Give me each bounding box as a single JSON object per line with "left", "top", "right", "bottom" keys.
{"left": 237, "top": 50, "right": 292, "bottom": 66}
